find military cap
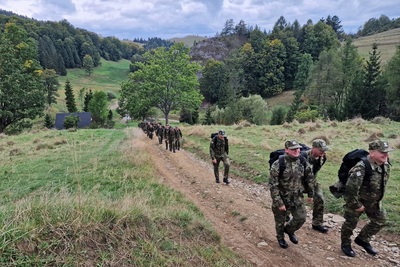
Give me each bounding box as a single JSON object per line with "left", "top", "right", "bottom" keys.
{"left": 369, "top": 140, "right": 394, "bottom": 152}
{"left": 218, "top": 130, "right": 225, "bottom": 136}
{"left": 312, "top": 139, "right": 329, "bottom": 151}
{"left": 285, "top": 140, "right": 302, "bottom": 149}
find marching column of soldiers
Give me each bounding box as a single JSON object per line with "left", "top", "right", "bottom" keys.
{"left": 139, "top": 121, "right": 183, "bottom": 153}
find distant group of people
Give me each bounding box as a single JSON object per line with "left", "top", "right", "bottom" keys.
{"left": 208, "top": 129, "right": 393, "bottom": 258}
{"left": 139, "top": 121, "right": 182, "bottom": 153}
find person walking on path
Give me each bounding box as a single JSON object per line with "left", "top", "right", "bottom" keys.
{"left": 341, "top": 140, "right": 393, "bottom": 257}
{"left": 269, "top": 140, "right": 314, "bottom": 249}
{"left": 305, "top": 139, "right": 329, "bottom": 233}
{"left": 210, "top": 130, "right": 230, "bottom": 185}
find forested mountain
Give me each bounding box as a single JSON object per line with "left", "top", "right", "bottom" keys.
{"left": 0, "top": 10, "right": 143, "bottom": 75}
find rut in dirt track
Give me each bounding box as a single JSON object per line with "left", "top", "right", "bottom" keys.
{"left": 133, "top": 128, "right": 397, "bottom": 267}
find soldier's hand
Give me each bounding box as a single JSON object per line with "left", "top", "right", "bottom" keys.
{"left": 278, "top": 205, "right": 286, "bottom": 211}
{"left": 306, "top": 197, "right": 313, "bottom": 204}
{"left": 212, "top": 159, "right": 217, "bottom": 164}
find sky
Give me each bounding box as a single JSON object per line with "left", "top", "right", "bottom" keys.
{"left": 0, "top": 0, "right": 399, "bottom": 40}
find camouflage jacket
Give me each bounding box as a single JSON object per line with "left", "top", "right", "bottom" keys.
{"left": 344, "top": 156, "right": 390, "bottom": 209}
{"left": 210, "top": 136, "right": 228, "bottom": 159}
{"left": 304, "top": 150, "right": 326, "bottom": 179}
{"left": 269, "top": 154, "right": 314, "bottom": 208}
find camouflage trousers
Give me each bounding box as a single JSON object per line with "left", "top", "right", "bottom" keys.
{"left": 158, "top": 134, "right": 163, "bottom": 144}
{"left": 312, "top": 182, "right": 325, "bottom": 226}
{"left": 213, "top": 156, "right": 230, "bottom": 181}
{"left": 168, "top": 138, "right": 176, "bottom": 152}
{"left": 341, "top": 201, "right": 387, "bottom": 246}
{"left": 272, "top": 202, "right": 306, "bottom": 240}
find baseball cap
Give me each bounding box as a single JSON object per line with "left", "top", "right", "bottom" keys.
{"left": 369, "top": 140, "right": 394, "bottom": 152}
{"left": 285, "top": 140, "right": 302, "bottom": 150}
{"left": 312, "top": 139, "right": 329, "bottom": 151}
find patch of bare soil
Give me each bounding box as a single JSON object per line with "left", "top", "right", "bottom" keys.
{"left": 133, "top": 128, "right": 399, "bottom": 267}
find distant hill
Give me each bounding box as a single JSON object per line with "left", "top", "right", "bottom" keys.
{"left": 352, "top": 28, "right": 400, "bottom": 65}
{"left": 170, "top": 35, "right": 207, "bottom": 48}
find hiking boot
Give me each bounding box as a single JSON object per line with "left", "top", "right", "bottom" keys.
{"left": 277, "top": 239, "right": 288, "bottom": 249}
{"left": 312, "top": 224, "right": 328, "bottom": 233}
{"left": 223, "top": 178, "right": 230, "bottom": 185}
{"left": 216, "top": 179, "right": 220, "bottom": 183}
{"left": 284, "top": 229, "right": 298, "bottom": 244}
{"left": 354, "top": 237, "right": 377, "bottom": 256}
{"left": 341, "top": 245, "right": 356, "bottom": 257}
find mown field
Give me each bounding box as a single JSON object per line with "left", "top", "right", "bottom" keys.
{"left": 352, "top": 28, "right": 400, "bottom": 65}
{"left": 55, "top": 58, "right": 131, "bottom": 112}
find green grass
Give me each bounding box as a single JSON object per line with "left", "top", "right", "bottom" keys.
{"left": 352, "top": 28, "right": 400, "bottom": 65}
{"left": 181, "top": 118, "right": 400, "bottom": 234}
{"left": 55, "top": 58, "right": 131, "bottom": 112}
{"left": 0, "top": 129, "right": 250, "bottom": 266}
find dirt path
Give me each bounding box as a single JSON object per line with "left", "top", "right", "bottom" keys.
{"left": 133, "top": 128, "right": 399, "bottom": 267}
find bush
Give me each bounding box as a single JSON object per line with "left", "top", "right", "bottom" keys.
{"left": 294, "top": 109, "right": 320, "bottom": 123}
{"left": 106, "top": 91, "right": 117, "bottom": 101}
{"left": 270, "top": 106, "right": 287, "bottom": 125}
{"left": 64, "top": 115, "right": 79, "bottom": 129}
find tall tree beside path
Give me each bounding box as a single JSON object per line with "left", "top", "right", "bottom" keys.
{"left": 120, "top": 42, "right": 203, "bottom": 124}
{"left": 0, "top": 22, "right": 45, "bottom": 133}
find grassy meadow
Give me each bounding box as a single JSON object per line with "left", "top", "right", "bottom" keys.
{"left": 55, "top": 58, "right": 131, "bottom": 112}
{"left": 180, "top": 118, "right": 400, "bottom": 234}
{"left": 352, "top": 28, "right": 400, "bottom": 65}
{"left": 0, "top": 128, "right": 250, "bottom": 266}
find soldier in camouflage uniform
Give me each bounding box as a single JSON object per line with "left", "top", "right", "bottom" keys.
{"left": 305, "top": 139, "right": 329, "bottom": 233}
{"left": 167, "top": 126, "right": 176, "bottom": 153}
{"left": 164, "top": 125, "right": 170, "bottom": 150}
{"left": 340, "top": 140, "right": 393, "bottom": 257}
{"left": 269, "top": 140, "right": 314, "bottom": 249}
{"left": 210, "top": 130, "right": 230, "bottom": 184}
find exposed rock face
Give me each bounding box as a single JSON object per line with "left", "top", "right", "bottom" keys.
{"left": 189, "top": 35, "right": 247, "bottom": 64}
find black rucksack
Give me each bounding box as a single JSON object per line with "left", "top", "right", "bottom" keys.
{"left": 210, "top": 133, "right": 229, "bottom": 154}
{"left": 329, "top": 149, "right": 372, "bottom": 198}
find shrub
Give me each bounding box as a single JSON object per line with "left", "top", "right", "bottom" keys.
{"left": 294, "top": 109, "right": 320, "bottom": 123}
{"left": 270, "top": 106, "right": 287, "bottom": 125}
{"left": 64, "top": 115, "right": 79, "bottom": 129}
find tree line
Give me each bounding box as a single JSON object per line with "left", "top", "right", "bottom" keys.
{"left": 196, "top": 16, "right": 400, "bottom": 124}
{"left": 0, "top": 10, "right": 175, "bottom": 76}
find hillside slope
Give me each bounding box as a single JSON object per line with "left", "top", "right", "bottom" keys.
{"left": 138, "top": 127, "right": 399, "bottom": 267}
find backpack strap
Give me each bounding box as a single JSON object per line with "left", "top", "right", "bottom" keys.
{"left": 361, "top": 157, "right": 372, "bottom": 191}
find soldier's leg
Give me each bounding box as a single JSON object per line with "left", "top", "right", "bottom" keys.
{"left": 358, "top": 203, "right": 387, "bottom": 243}
{"left": 165, "top": 139, "right": 168, "bottom": 150}
{"left": 171, "top": 138, "right": 176, "bottom": 152}
{"left": 312, "top": 182, "right": 325, "bottom": 226}
{"left": 222, "top": 157, "right": 230, "bottom": 184}
{"left": 272, "top": 205, "right": 287, "bottom": 240}
{"left": 341, "top": 206, "right": 362, "bottom": 246}
{"left": 213, "top": 158, "right": 221, "bottom": 183}
{"left": 285, "top": 204, "right": 306, "bottom": 234}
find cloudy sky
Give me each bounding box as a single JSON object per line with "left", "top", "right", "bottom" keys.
{"left": 0, "top": 0, "right": 399, "bottom": 40}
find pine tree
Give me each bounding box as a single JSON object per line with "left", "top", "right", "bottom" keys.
{"left": 44, "top": 114, "right": 53, "bottom": 128}
{"left": 358, "top": 43, "right": 388, "bottom": 119}
{"left": 64, "top": 80, "right": 77, "bottom": 112}
{"left": 83, "top": 89, "right": 93, "bottom": 112}
{"left": 202, "top": 107, "right": 214, "bottom": 125}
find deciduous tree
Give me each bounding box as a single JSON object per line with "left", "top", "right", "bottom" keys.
{"left": 0, "top": 22, "right": 45, "bottom": 133}
{"left": 120, "top": 43, "right": 203, "bottom": 124}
